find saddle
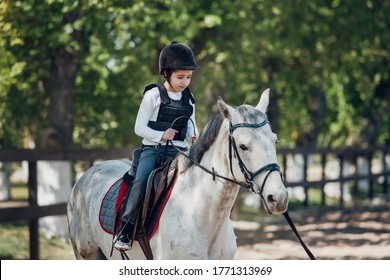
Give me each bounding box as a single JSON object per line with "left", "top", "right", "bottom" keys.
{"left": 117, "top": 155, "right": 178, "bottom": 260}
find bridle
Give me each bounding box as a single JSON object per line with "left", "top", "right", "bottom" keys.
{"left": 168, "top": 116, "right": 316, "bottom": 260}
{"left": 228, "top": 119, "right": 281, "bottom": 197}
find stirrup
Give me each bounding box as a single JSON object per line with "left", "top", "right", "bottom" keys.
{"left": 120, "top": 250, "right": 130, "bottom": 260}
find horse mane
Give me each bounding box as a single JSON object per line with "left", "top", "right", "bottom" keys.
{"left": 182, "top": 112, "right": 224, "bottom": 171}
{"left": 182, "top": 104, "right": 268, "bottom": 171}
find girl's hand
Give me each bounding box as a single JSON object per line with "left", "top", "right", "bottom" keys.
{"left": 192, "top": 135, "right": 197, "bottom": 144}
{"left": 161, "top": 128, "right": 178, "bottom": 141}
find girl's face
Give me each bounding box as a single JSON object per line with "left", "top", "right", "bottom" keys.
{"left": 165, "top": 70, "right": 193, "bottom": 92}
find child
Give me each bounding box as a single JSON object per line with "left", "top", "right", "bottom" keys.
{"left": 115, "top": 42, "right": 200, "bottom": 250}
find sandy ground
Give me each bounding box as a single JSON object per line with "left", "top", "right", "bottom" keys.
{"left": 233, "top": 204, "right": 390, "bottom": 260}
{"left": 3, "top": 203, "right": 387, "bottom": 260}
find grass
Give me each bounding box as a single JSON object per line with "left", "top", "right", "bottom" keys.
{"left": 10, "top": 183, "right": 28, "bottom": 200}
{"left": 0, "top": 222, "right": 75, "bottom": 260}
{"left": 1, "top": 184, "right": 75, "bottom": 260}
{"left": 0, "top": 223, "right": 30, "bottom": 259}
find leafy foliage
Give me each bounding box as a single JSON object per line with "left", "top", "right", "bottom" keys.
{"left": 0, "top": 0, "right": 389, "bottom": 148}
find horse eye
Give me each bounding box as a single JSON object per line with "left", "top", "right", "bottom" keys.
{"left": 239, "top": 144, "right": 248, "bottom": 151}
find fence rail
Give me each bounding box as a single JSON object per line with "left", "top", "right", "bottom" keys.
{"left": 0, "top": 145, "right": 389, "bottom": 259}
{"left": 277, "top": 146, "right": 390, "bottom": 206}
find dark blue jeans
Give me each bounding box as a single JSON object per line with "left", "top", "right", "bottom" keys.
{"left": 120, "top": 145, "right": 181, "bottom": 225}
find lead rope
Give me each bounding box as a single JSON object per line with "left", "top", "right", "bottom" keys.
{"left": 283, "top": 211, "right": 316, "bottom": 260}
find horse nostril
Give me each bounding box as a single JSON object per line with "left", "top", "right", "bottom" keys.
{"left": 267, "top": 195, "right": 277, "bottom": 204}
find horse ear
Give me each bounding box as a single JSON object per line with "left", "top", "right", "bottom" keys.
{"left": 255, "top": 88, "right": 270, "bottom": 113}
{"left": 218, "top": 97, "right": 235, "bottom": 120}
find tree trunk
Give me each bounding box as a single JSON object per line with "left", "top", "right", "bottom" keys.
{"left": 37, "top": 8, "right": 82, "bottom": 240}
{"left": 46, "top": 47, "right": 77, "bottom": 147}
{"left": 45, "top": 5, "right": 84, "bottom": 147}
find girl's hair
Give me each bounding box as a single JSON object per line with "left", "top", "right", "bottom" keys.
{"left": 164, "top": 69, "right": 174, "bottom": 81}
{"left": 163, "top": 69, "right": 175, "bottom": 89}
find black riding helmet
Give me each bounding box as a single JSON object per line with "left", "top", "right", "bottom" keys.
{"left": 159, "top": 42, "right": 200, "bottom": 74}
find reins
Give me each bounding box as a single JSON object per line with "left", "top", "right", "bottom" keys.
{"left": 168, "top": 140, "right": 251, "bottom": 189}
{"left": 283, "top": 211, "right": 316, "bottom": 260}
{"left": 167, "top": 116, "right": 279, "bottom": 192}
{"left": 167, "top": 116, "right": 253, "bottom": 189}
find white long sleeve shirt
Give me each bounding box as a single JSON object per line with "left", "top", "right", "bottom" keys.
{"left": 134, "top": 86, "right": 198, "bottom": 148}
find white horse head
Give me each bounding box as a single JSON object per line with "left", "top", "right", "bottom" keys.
{"left": 67, "top": 89, "right": 288, "bottom": 260}
{"left": 214, "top": 88, "right": 288, "bottom": 214}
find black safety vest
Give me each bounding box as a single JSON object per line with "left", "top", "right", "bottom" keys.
{"left": 144, "top": 83, "right": 195, "bottom": 141}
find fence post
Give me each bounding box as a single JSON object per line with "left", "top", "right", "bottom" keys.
{"left": 28, "top": 161, "right": 39, "bottom": 260}
{"left": 282, "top": 154, "right": 287, "bottom": 182}
{"left": 321, "top": 153, "right": 326, "bottom": 206}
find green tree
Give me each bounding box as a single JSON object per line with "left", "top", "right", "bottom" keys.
{"left": 1, "top": 0, "right": 389, "bottom": 150}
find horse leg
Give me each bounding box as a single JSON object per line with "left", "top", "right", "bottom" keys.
{"left": 67, "top": 180, "right": 107, "bottom": 260}
{"left": 72, "top": 232, "right": 107, "bottom": 260}
{"left": 71, "top": 242, "right": 107, "bottom": 260}
{"left": 208, "top": 220, "right": 237, "bottom": 259}
{"left": 68, "top": 213, "right": 108, "bottom": 259}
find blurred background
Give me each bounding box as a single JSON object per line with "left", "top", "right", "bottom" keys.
{"left": 0, "top": 0, "right": 389, "bottom": 260}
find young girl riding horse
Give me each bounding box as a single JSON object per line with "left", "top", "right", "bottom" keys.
{"left": 115, "top": 42, "right": 200, "bottom": 250}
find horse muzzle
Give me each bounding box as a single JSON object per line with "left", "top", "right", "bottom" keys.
{"left": 264, "top": 191, "right": 289, "bottom": 214}
{"left": 258, "top": 172, "right": 289, "bottom": 215}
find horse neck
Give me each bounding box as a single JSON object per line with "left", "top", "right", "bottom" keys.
{"left": 176, "top": 130, "right": 240, "bottom": 226}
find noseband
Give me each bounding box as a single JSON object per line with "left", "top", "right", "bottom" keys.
{"left": 228, "top": 120, "right": 282, "bottom": 195}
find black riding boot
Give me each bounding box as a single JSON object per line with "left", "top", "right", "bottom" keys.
{"left": 121, "top": 177, "right": 145, "bottom": 225}
{"left": 120, "top": 147, "right": 142, "bottom": 225}
{"left": 115, "top": 167, "right": 139, "bottom": 251}
{"left": 116, "top": 149, "right": 142, "bottom": 241}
